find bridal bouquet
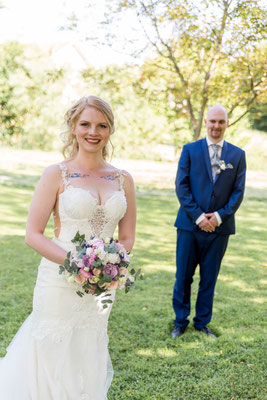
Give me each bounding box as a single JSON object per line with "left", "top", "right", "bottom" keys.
{"left": 59, "top": 231, "right": 140, "bottom": 308}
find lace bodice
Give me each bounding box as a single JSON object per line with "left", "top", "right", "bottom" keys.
{"left": 57, "top": 163, "right": 127, "bottom": 241}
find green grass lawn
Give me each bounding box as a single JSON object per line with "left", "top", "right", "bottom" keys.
{"left": 0, "top": 151, "right": 266, "bottom": 399}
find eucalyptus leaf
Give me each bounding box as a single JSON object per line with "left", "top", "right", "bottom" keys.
{"left": 92, "top": 259, "right": 102, "bottom": 268}
{"left": 64, "top": 259, "right": 70, "bottom": 268}
{"left": 102, "top": 274, "right": 112, "bottom": 283}
{"left": 59, "top": 266, "right": 65, "bottom": 274}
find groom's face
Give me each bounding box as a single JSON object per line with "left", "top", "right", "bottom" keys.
{"left": 205, "top": 107, "right": 229, "bottom": 142}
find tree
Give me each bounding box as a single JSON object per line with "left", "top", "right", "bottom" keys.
{"left": 248, "top": 102, "right": 267, "bottom": 132}
{"left": 82, "top": 64, "right": 177, "bottom": 158}
{"left": 105, "top": 0, "right": 267, "bottom": 140}
{"left": 0, "top": 41, "right": 65, "bottom": 149}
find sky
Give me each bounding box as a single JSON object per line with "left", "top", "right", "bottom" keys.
{"left": 0, "top": 0, "right": 141, "bottom": 67}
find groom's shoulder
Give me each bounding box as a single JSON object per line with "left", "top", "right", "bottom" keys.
{"left": 183, "top": 138, "right": 204, "bottom": 151}
{"left": 225, "top": 140, "right": 245, "bottom": 155}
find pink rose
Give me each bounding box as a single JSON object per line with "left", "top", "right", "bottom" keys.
{"left": 92, "top": 239, "right": 104, "bottom": 249}
{"left": 71, "top": 257, "right": 83, "bottom": 269}
{"left": 89, "top": 253, "right": 97, "bottom": 263}
{"left": 101, "top": 280, "right": 119, "bottom": 290}
{"left": 115, "top": 241, "right": 126, "bottom": 252}
{"left": 119, "top": 267, "right": 129, "bottom": 279}
{"left": 75, "top": 274, "right": 87, "bottom": 285}
{"left": 80, "top": 267, "right": 92, "bottom": 279}
{"left": 99, "top": 281, "right": 109, "bottom": 289}
{"left": 88, "top": 286, "right": 96, "bottom": 295}
{"left": 93, "top": 268, "right": 101, "bottom": 277}
{"left": 107, "top": 280, "right": 119, "bottom": 290}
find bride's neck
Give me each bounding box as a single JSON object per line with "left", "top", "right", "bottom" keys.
{"left": 73, "top": 151, "right": 106, "bottom": 170}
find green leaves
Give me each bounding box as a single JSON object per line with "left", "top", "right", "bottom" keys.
{"left": 71, "top": 231, "right": 85, "bottom": 245}
{"left": 92, "top": 258, "right": 102, "bottom": 268}
{"left": 59, "top": 253, "right": 80, "bottom": 276}
{"left": 59, "top": 265, "right": 65, "bottom": 275}
{"left": 98, "top": 274, "right": 113, "bottom": 287}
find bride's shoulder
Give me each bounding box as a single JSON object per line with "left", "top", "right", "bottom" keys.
{"left": 40, "top": 162, "right": 65, "bottom": 183}
{"left": 107, "top": 164, "right": 133, "bottom": 183}
{"left": 119, "top": 169, "right": 133, "bottom": 181}
{"left": 115, "top": 168, "right": 135, "bottom": 190}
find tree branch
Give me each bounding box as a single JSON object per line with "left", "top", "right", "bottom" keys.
{"left": 228, "top": 94, "right": 257, "bottom": 127}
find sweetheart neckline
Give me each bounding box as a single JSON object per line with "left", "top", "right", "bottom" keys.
{"left": 59, "top": 186, "right": 126, "bottom": 207}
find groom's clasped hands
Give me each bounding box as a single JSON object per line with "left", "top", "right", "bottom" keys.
{"left": 198, "top": 213, "right": 218, "bottom": 233}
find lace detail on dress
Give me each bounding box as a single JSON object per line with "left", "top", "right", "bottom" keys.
{"left": 30, "top": 317, "right": 107, "bottom": 343}
{"left": 89, "top": 206, "right": 108, "bottom": 237}
{"left": 117, "top": 170, "right": 125, "bottom": 192}
{"left": 56, "top": 163, "right": 127, "bottom": 242}
{"left": 59, "top": 162, "right": 71, "bottom": 189}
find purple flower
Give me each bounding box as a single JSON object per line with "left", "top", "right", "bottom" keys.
{"left": 103, "top": 264, "right": 120, "bottom": 279}
{"left": 82, "top": 255, "right": 91, "bottom": 269}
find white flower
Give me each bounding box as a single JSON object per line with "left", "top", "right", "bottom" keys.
{"left": 66, "top": 273, "right": 75, "bottom": 285}
{"left": 95, "top": 248, "right": 106, "bottom": 261}
{"left": 128, "top": 274, "right": 135, "bottom": 283}
{"left": 106, "top": 252, "right": 120, "bottom": 264}
{"left": 86, "top": 247, "right": 93, "bottom": 255}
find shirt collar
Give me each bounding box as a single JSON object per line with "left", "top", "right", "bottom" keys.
{"left": 206, "top": 136, "right": 224, "bottom": 148}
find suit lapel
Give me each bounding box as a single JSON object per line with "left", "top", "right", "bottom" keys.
{"left": 201, "top": 139, "right": 213, "bottom": 182}
{"left": 214, "top": 140, "right": 228, "bottom": 184}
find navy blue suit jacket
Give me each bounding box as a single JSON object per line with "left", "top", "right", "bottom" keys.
{"left": 174, "top": 138, "right": 246, "bottom": 235}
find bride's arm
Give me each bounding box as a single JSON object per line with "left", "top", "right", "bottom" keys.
{"left": 118, "top": 172, "right": 136, "bottom": 253}
{"left": 25, "top": 164, "right": 67, "bottom": 265}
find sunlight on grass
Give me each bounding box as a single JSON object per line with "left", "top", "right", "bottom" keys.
{"left": 136, "top": 348, "right": 178, "bottom": 357}
{"left": 178, "top": 342, "right": 203, "bottom": 350}
{"left": 141, "top": 264, "right": 176, "bottom": 273}
{"left": 250, "top": 297, "right": 266, "bottom": 304}
{"left": 226, "top": 280, "right": 257, "bottom": 292}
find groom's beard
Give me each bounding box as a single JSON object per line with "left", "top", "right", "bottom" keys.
{"left": 208, "top": 128, "right": 225, "bottom": 141}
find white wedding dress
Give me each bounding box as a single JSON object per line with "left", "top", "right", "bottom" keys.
{"left": 0, "top": 163, "right": 127, "bottom": 400}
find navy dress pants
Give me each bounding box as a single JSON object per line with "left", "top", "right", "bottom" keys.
{"left": 172, "top": 229, "right": 229, "bottom": 329}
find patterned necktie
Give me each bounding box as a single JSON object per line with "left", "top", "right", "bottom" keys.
{"left": 210, "top": 144, "right": 220, "bottom": 181}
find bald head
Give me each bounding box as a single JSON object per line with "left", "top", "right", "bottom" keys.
{"left": 207, "top": 105, "right": 228, "bottom": 121}
{"left": 205, "top": 104, "right": 229, "bottom": 143}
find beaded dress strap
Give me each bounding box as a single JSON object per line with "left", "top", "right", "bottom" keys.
{"left": 117, "top": 169, "right": 125, "bottom": 192}
{"left": 59, "top": 163, "right": 71, "bottom": 189}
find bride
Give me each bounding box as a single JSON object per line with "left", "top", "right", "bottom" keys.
{"left": 0, "top": 96, "right": 136, "bottom": 399}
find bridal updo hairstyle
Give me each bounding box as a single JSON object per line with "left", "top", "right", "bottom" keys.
{"left": 62, "top": 96, "right": 115, "bottom": 160}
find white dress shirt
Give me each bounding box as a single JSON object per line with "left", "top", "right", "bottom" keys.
{"left": 195, "top": 137, "right": 224, "bottom": 227}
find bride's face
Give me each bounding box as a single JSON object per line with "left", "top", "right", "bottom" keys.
{"left": 73, "top": 106, "right": 111, "bottom": 154}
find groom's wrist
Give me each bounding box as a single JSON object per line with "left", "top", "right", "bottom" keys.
{"left": 195, "top": 213, "right": 205, "bottom": 225}
{"left": 214, "top": 211, "right": 222, "bottom": 226}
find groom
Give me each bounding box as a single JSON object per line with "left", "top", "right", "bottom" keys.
{"left": 172, "top": 104, "right": 246, "bottom": 339}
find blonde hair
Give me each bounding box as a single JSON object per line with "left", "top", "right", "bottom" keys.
{"left": 62, "top": 96, "right": 115, "bottom": 159}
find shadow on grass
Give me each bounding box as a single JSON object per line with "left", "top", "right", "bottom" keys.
{"left": 0, "top": 170, "right": 39, "bottom": 189}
